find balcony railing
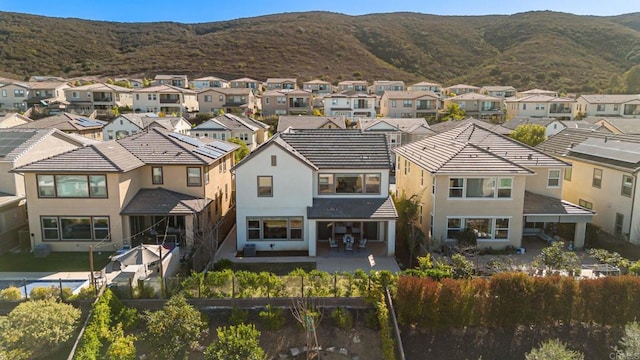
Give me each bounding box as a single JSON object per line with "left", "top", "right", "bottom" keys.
{"left": 93, "top": 97, "right": 113, "bottom": 102}
{"left": 289, "top": 101, "right": 309, "bottom": 108}
{"left": 549, "top": 108, "right": 571, "bottom": 114}
{"left": 160, "top": 98, "right": 181, "bottom": 104}
{"left": 416, "top": 105, "right": 436, "bottom": 110}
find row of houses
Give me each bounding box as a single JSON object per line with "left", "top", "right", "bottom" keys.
{"left": 4, "top": 75, "right": 640, "bottom": 122}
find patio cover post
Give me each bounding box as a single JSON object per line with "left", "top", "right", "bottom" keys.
{"left": 574, "top": 222, "right": 586, "bottom": 249}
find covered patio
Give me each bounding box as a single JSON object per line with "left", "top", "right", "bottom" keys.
{"left": 523, "top": 191, "right": 595, "bottom": 248}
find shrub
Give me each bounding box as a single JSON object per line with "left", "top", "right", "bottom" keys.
{"left": 450, "top": 254, "right": 474, "bottom": 279}
{"left": 106, "top": 324, "right": 136, "bottom": 360}
{"left": 331, "top": 307, "right": 354, "bottom": 330}
{"left": 525, "top": 339, "right": 583, "bottom": 360}
{"left": 375, "top": 293, "right": 396, "bottom": 360}
{"left": 259, "top": 305, "right": 285, "bottom": 330}
{"left": 365, "top": 309, "right": 380, "bottom": 330}
{"left": 0, "top": 286, "right": 22, "bottom": 300}
{"left": 117, "top": 307, "right": 140, "bottom": 331}
{"left": 614, "top": 321, "right": 640, "bottom": 359}
{"left": 204, "top": 324, "right": 265, "bottom": 360}
{"left": 30, "top": 286, "right": 72, "bottom": 300}
{"left": 229, "top": 306, "right": 249, "bottom": 325}
{"left": 455, "top": 228, "right": 477, "bottom": 247}
{"left": 74, "top": 286, "right": 97, "bottom": 300}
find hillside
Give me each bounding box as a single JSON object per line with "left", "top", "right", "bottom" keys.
{"left": 1, "top": 11, "right": 640, "bottom": 92}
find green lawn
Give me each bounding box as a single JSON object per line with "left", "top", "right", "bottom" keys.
{"left": 0, "top": 251, "right": 112, "bottom": 272}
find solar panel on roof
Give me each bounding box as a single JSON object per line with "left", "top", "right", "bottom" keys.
{"left": 208, "top": 141, "right": 236, "bottom": 152}
{"left": 0, "top": 131, "right": 37, "bottom": 157}
{"left": 194, "top": 147, "right": 225, "bottom": 159}
{"left": 75, "top": 117, "right": 105, "bottom": 127}
{"left": 571, "top": 138, "right": 640, "bottom": 164}
{"left": 167, "top": 132, "right": 204, "bottom": 147}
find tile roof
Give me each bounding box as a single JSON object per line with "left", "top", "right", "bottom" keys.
{"left": 537, "top": 128, "right": 640, "bottom": 156}
{"left": 16, "top": 128, "right": 238, "bottom": 172}
{"left": 579, "top": 94, "right": 640, "bottom": 104}
{"left": 277, "top": 116, "right": 346, "bottom": 132}
{"left": 134, "top": 84, "right": 196, "bottom": 94}
{"left": 266, "top": 78, "right": 297, "bottom": 83}
{"left": 0, "top": 129, "right": 61, "bottom": 162}
{"left": 519, "top": 89, "right": 558, "bottom": 96}
{"left": 523, "top": 191, "right": 595, "bottom": 217}
{"left": 410, "top": 81, "right": 441, "bottom": 87}
{"left": 120, "top": 188, "right": 211, "bottom": 215}
{"left": 68, "top": 82, "right": 132, "bottom": 92}
{"left": 502, "top": 117, "right": 559, "bottom": 130}
{"left": 382, "top": 90, "right": 438, "bottom": 100}
{"left": 199, "top": 87, "right": 252, "bottom": 96}
{"left": 585, "top": 117, "right": 640, "bottom": 134}
{"left": 307, "top": 196, "right": 397, "bottom": 219}
{"left": 304, "top": 79, "right": 330, "bottom": 84}
{"left": 194, "top": 76, "right": 228, "bottom": 82}
{"left": 235, "top": 130, "right": 391, "bottom": 170}
{"left": 481, "top": 85, "right": 516, "bottom": 92}
{"left": 429, "top": 118, "right": 511, "bottom": 135}
{"left": 358, "top": 118, "right": 433, "bottom": 134}
{"left": 231, "top": 77, "right": 259, "bottom": 82}
{"left": 446, "top": 92, "right": 502, "bottom": 101}
{"left": 12, "top": 113, "right": 106, "bottom": 131}
{"left": 506, "top": 95, "right": 575, "bottom": 103}
{"left": 393, "top": 122, "right": 568, "bottom": 175}
{"left": 445, "top": 84, "right": 480, "bottom": 90}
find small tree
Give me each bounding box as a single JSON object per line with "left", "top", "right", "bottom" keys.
{"left": 440, "top": 103, "right": 466, "bottom": 121}
{"left": 143, "top": 295, "right": 207, "bottom": 359}
{"left": 0, "top": 299, "right": 81, "bottom": 359}
{"left": 106, "top": 324, "right": 137, "bottom": 360}
{"left": 204, "top": 323, "right": 265, "bottom": 360}
{"left": 227, "top": 138, "right": 250, "bottom": 163}
{"left": 525, "top": 339, "right": 584, "bottom": 360}
{"left": 450, "top": 253, "right": 475, "bottom": 279}
{"left": 394, "top": 192, "right": 427, "bottom": 268}
{"left": 614, "top": 321, "right": 640, "bottom": 359}
{"left": 534, "top": 241, "right": 580, "bottom": 274}
{"left": 291, "top": 298, "right": 322, "bottom": 360}
{"left": 510, "top": 124, "right": 547, "bottom": 147}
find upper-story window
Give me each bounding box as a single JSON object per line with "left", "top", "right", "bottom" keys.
{"left": 1, "top": 89, "right": 6, "bottom": 97}
{"left": 592, "top": 168, "right": 603, "bottom": 188}
{"left": 257, "top": 176, "right": 273, "bottom": 197}
{"left": 547, "top": 169, "right": 561, "bottom": 188}
{"left": 204, "top": 95, "right": 212, "bottom": 102}
{"left": 621, "top": 175, "right": 633, "bottom": 197}
{"left": 13, "top": 89, "right": 25, "bottom": 97}
{"left": 448, "top": 177, "right": 512, "bottom": 199}
{"left": 37, "top": 174, "right": 107, "bottom": 198}
{"left": 187, "top": 167, "right": 202, "bottom": 187}
{"left": 152, "top": 167, "right": 163, "bottom": 185}
{"left": 318, "top": 173, "right": 381, "bottom": 195}
{"left": 597, "top": 104, "right": 606, "bottom": 111}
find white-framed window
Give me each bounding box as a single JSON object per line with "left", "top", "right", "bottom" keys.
{"left": 621, "top": 175, "right": 633, "bottom": 197}
{"left": 41, "top": 216, "right": 110, "bottom": 241}
{"left": 391, "top": 100, "right": 397, "bottom": 108}
{"left": 204, "top": 95, "right": 212, "bottom": 102}
{"left": 579, "top": 199, "right": 593, "bottom": 210}
{"left": 1, "top": 89, "right": 6, "bottom": 97}
{"left": 265, "top": 97, "right": 270, "bottom": 104}
{"left": 152, "top": 167, "right": 163, "bottom": 184}
{"left": 448, "top": 177, "right": 512, "bottom": 198}
{"left": 246, "top": 216, "right": 303, "bottom": 241}
{"left": 446, "top": 217, "right": 510, "bottom": 241}
{"left": 187, "top": 167, "right": 202, "bottom": 186}
{"left": 547, "top": 169, "right": 561, "bottom": 187}
{"left": 37, "top": 174, "right": 107, "bottom": 198}
{"left": 257, "top": 176, "right": 273, "bottom": 197}
{"left": 597, "top": 104, "right": 605, "bottom": 111}
{"left": 592, "top": 168, "right": 602, "bottom": 188}
{"left": 404, "top": 159, "right": 410, "bottom": 175}
{"left": 72, "top": 91, "right": 79, "bottom": 98}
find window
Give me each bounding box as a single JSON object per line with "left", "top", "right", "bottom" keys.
{"left": 72, "top": 91, "right": 79, "bottom": 98}
{"left": 548, "top": 169, "right": 561, "bottom": 187}
{"left": 257, "top": 176, "right": 273, "bottom": 197}
{"left": 1, "top": 89, "right": 6, "bottom": 97}
{"left": 579, "top": 199, "right": 593, "bottom": 210}
{"left": 621, "top": 175, "right": 633, "bottom": 197}
{"left": 592, "top": 168, "right": 602, "bottom": 188}
{"left": 466, "top": 218, "right": 492, "bottom": 239}
{"left": 152, "top": 167, "right": 163, "bottom": 184}
{"left": 13, "top": 89, "right": 25, "bottom": 97}
{"left": 403, "top": 100, "right": 413, "bottom": 107}
{"left": 135, "top": 94, "right": 139, "bottom": 100}
{"left": 391, "top": 100, "right": 397, "bottom": 108}
{"left": 497, "top": 178, "right": 512, "bottom": 198}
{"left": 219, "top": 95, "right": 224, "bottom": 101}
{"left": 336, "top": 174, "right": 363, "bottom": 193}
{"left": 364, "top": 174, "right": 381, "bottom": 194}
{"left": 42, "top": 216, "right": 110, "bottom": 241}
{"left": 494, "top": 218, "right": 510, "bottom": 239}
{"left": 204, "top": 95, "right": 212, "bottom": 102}
{"left": 318, "top": 174, "right": 334, "bottom": 194}
{"left": 246, "top": 217, "right": 303, "bottom": 241}
{"left": 204, "top": 166, "right": 209, "bottom": 184}
{"left": 271, "top": 155, "right": 277, "bottom": 166}
{"left": 187, "top": 167, "right": 202, "bottom": 186}
{"left": 421, "top": 170, "right": 424, "bottom": 187}
{"left": 449, "top": 178, "right": 464, "bottom": 198}
{"left": 404, "top": 159, "right": 410, "bottom": 175}
{"left": 614, "top": 104, "right": 619, "bottom": 112}
{"left": 419, "top": 204, "right": 423, "bottom": 225}
{"left": 615, "top": 213, "right": 624, "bottom": 236}
{"left": 597, "top": 104, "right": 605, "bottom": 111}
{"left": 447, "top": 218, "right": 462, "bottom": 239}
{"left": 466, "top": 178, "right": 495, "bottom": 198}
{"left": 564, "top": 167, "right": 572, "bottom": 181}
{"left": 318, "top": 173, "right": 380, "bottom": 194}
{"left": 225, "top": 183, "right": 228, "bottom": 200}
{"left": 38, "top": 175, "right": 107, "bottom": 198}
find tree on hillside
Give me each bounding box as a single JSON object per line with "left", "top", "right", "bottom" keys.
{"left": 0, "top": 299, "right": 81, "bottom": 360}
{"left": 143, "top": 295, "right": 207, "bottom": 360}
{"left": 525, "top": 339, "right": 584, "bottom": 360}
{"left": 228, "top": 138, "right": 250, "bottom": 163}
{"left": 440, "top": 103, "right": 466, "bottom": 122}
{"left": 204, "top": 324, "right": 265, "bottom": 360}
{"left": 510, "top": 124, "right": 547, "bottom": 147}
{"left": 624, "top": 64, "right": 640, "bottom": 93}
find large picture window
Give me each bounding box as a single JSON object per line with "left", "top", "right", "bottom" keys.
{"left": 448, "top": 177, "right": 512, "bottom": 199}
{"left": 246, "top": 217, "right": 303, "bottom": 241}
{"left": 318, "top": 173, "right": 381, "bottom": 195}
{"left": 446, "top": 217, "right": 510, "bottom": 241}
{"left": 37, "top": 174, "right": 107, "bottom": 198}
{"left": 41, "top": 216, "right": 110, "bottom": 241}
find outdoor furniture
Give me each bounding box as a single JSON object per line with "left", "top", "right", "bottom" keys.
{"left": 343, "top": 234, "right": 354, "bottom": 253}
{"left": 329, "top": 237, "right": 338, "bottom": 251}
{"left": 358, "top": 238, "right": 367, "bottom": 252}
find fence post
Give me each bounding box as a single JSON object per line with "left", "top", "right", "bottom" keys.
{"left": 267, "top": 277, "right": 271, "bottom": 299}
{"left": 198, "top": 275, "right": 202, "bottom": 299}
{"left": 23, "top": 278, "right": 28, "bottom": 300}
{"left": 59, "top": 278, "right": 64, "bottom": 302}
{"left": 334, "top": 273, "right": 337, "bottom": 297}
{"left": 301, "top": 275, "right": 304, "bottom": 298}
{"left": 232, "top": 274, "right": 236, "bottom": 298}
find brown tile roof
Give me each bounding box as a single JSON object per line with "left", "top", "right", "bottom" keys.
{"left": 382, "top": 90, "right": 438, "bottom": 100}
{"left": 429, "top": 118, "right": 511, "bottom": 135}
{"left": 277, "top": 116, "right": 346, "bottom": 132}
{"left": 0, "top": 128, "right": 82, "bottom": 162}
{"left": 307, "top": 196, "right": 397, "bottom": 219}
{"left": 523, "top": 191, "right": 594, "bottom": 217}
{"left": 134, "top": 84, "right": 196, "bottom": 94}
{"left": 120, "top": 188, "right": 211, "bottom": 215}
{"left": 13, "top": 113, "right": 106, "bottom": 131}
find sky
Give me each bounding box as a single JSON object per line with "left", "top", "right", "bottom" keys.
{"left": 0, "top": 0, "right": 638, "bottom": 23}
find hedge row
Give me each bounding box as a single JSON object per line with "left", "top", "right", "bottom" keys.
{"left": 74, "top": 289, "right": 125, "bottom": 359}
{"left": 395, "top": 273, "right": 640, "bottom": 327}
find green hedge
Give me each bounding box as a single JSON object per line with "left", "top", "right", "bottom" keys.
{"left": 395, "top": 273, "right": 640, "bottom": 328}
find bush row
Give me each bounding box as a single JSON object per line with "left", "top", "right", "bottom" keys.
{"left": 395, "top": 273, "right": 640, "bottom": 328}
{"left": 375, "top": 292, "right": 396, "bottom": 360}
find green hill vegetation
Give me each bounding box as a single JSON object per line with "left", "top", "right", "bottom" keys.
{"left": 1, "top": 10, "right": 640, "bottom": 92}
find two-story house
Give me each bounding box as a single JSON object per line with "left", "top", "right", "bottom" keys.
{"left": 537, "top": 129, "right": 640, "bottom": 244}
{"left": 379, "top": 91, "right": 440, "bottom": 120}
{"left": 266, "top": 78, "right": 297, "bottom": 91}
{"left": 0, "top": 129, "right": 89, "bottom": 253}
{"left": 103, "top": 114, "right": 192, "bottom": 140}
{"left": 370, "top": 81, "right": 406, "bottom": 96}
{"left": 481, "top": 86, "right": 517, "bottom": 99}
{"left": 575, "top": 94, "right": 640, "bottom": 118}
{"left": 13, "top": 113, "right": 107, "bottom": 141}
{"left": 276, "top": 116, "right": 346, "bottom": 132}
{"left": 64, "top": 83, "right": 133, "bottom": 116}
{"left": 393, "top": 123, "right": 593, "bottom": 250}
{"left": 233, "top": 129, "right": 397, "bottom": 256}
{"left": 133, "top": 85, "right": 199, "bottom": 115}
{"left": 189, "top": 113, "right": 269, "bottom": 151}
{"left": 444, "top": 84, "right": 480, "bottom": 96}
{"left": 0, "top": 82, "right": 32, "bottom": 112}
{"left": 337, "top": 80, "right": 368, "bottom": 94}
{"left": 153, "top": 75, "right": 189, "bottom": 88}
{"left": 303, "top": 79, "right": 332, "bottom": 95}
{"left": 192, "top": 76, "right": 230, "bottom": 90}
{"left": 409, "top": 82, "right": 443, "bottom": 98}
{"left": 323, "top": 92, "right": 376, "bottom": 120}
{"left": 230, "top": 77, "right": 261, "bottom": 93}
{"left": 23, "top": 81, "right": 70, "bottom": 110}
{"left": 506, "top": 95, "right": 576, "bottom": 120}
{"left": 197, "top": 87, "right": 259, "bottom": 116}
{"left": 261, "top": 89, "right": 313, "bottom": 116}
{"left": 14, "top": 128, "right": 238, "bottom": 252}
{"left": 443, "top": 93, "right": 504, "bottom": 121}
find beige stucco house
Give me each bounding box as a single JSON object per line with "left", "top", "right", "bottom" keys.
{"left": 443, "top": 92, "right": 504, "bottom": 121}
{"left": 0, "top": 129, "right": 88, "bottom": 254}
{"left": 13, "top": 112, "right": 107, "bottom": 141}
{"left": 303, "top": 79, "right": 332, "bottom": 95}
{"left": 64, "top": 83, "right": 133, "bottom": 116}
{"left": 189, "top": 114, "right": 270, "bottom": 151}
{"left": 266, "top": 78, "right": 297, "bottom": 90}
{"left": 481, "top": 86, "right": 517, "bottom": 99}
{"left": 575, "top": 94, "right": 640, "bottom": 118}
{"left": 393, "top": 123, "right": 593, "bottom": 250}
{"left": 0, "top": 113, "right": 33, "bottom": 129}
{"left": 193, "top": 76, "right": 230, "bottom": 90}
{"left": 505, "top": 95, "right": 576, "bottom": 120}
{"left": 133, "top": 85, "right": 198, "bottom": 115}
{"left": 444, "top": 84, "right": 480, "bottom": 96}
{"left": 261, "top": 89, "right": 313, "bottom": 116}
{"left": 409, "top": 82, "right": 443, "bottom": 98}
{"left": 323, "top": 92, "right": 376, "bottom": 120}
{"left": 371, "top": 81, "right": 406, "bottom": 96}
{"left": 153, "top": 74, "right": 189, "bottom": 88}
{"left": 197, "top": 87, "right": 259, "bottom": 116}
{"left": 337, "top": 80, "right": 368, "bottom": 94}
{"left": 230, "top": 77, "right": 261, "bottom": 93}
{"left": 537, "top": 129, "right": 640, "bottom": 244}
{"left": 379, "top": 91, "right": 440, "bottom": 120}
{"left": 14, "top": 128, "right": 238, "bottom": 252}
{"left": 276, "top": 116, "right": 346, "bottom": 132}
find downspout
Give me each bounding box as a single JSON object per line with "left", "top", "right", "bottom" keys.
{"left": 629, "top": 172, "right": 637, "bottom": 242}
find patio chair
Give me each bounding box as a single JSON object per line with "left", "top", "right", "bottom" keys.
{"left": 357, "top": 237, "right": 367, "bottom": 252}
{"left": 345, "top": 241, "right": 353, "bottom": 253}
{"left": 329, "top": 237, "right": 338, "bottom": 251}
